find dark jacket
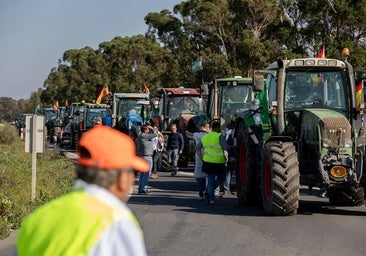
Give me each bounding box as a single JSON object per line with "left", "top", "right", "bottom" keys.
{"left": 167, "top": 132, "right": 184, "bottom": 151}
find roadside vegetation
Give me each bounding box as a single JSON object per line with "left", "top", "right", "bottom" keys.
{"left": 0, "top": 124, "right": 75, "bottom": 239}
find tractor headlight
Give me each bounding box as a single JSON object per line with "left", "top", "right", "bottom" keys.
{"left": 322, "top": 139, "right": 331, "bottom": 148}
{"left": 344, "top": 139, "right": 352, "bottom": 148}
{"left": 330, "top": 166, "right": 347, "bottom": 178}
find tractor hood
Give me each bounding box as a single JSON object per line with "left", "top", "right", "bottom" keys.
{"left": 301, "top": 109, "right": 352, "bottom": 149}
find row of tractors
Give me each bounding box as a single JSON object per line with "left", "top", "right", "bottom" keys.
{"left": 231, "top": 49, "right": 366, "bottom": 216}
{"left": 41, "top": 47, "right": 366, "bottom": 216}
{"left": 155, "top": 48, "right": 366, "bottom": 217}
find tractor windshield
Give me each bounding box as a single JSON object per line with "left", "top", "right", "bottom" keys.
{"left": 86, "top": 108, "right": 110, "bottom": 128}
{"left": 284, "top": 71, "right": 348, "bottom": 111}
{"left": 168, "top": 96, "right": 204, "bottom": 118}
{"left": 118, "top": 99, "right": 145, "bottom": 117}
{"left": 220, "top": 85, "right": 252, "bottom": 129}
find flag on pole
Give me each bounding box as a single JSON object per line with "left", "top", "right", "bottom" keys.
{"left": 34, "top": 104, "right": 41, "bottom": 115}
{"left": 192, "top": 56, "right": 203, "bottom": 73}
{"left": 96, "top": 84, "right": 112, "bottom": 104}
{"left": 143, "top": 84, "right": 150, "bottom": 93}
{"left": 356, "top": 80, "right": 364, "bottom": 110}
{"left": 317, "top": 45, "right": 325, "bottom": 58}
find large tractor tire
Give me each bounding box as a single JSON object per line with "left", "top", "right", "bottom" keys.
{"left": 261, "top": 141, "right": 300, "bottom": 216}
{"left": 236, "top": 122, "right": 261, "bottom": 206}
{"left": 71, "top": 124, "right": 79, "bottom": 150}
{"left": 328, "top": 186, "right": 365, "bottom": 206}
{"left": 160, "top": 134, "right": 172, "bottom": 172}
{"left": 160, "top": 150, "right": 172, "bottom": 172}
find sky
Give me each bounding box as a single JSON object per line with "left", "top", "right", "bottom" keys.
{"left": 0, "top": 0, "right": 182, "bottom": 100}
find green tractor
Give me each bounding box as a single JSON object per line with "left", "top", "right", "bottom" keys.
{"left": 235, "top": 49, "right": 366, "bottom": 215}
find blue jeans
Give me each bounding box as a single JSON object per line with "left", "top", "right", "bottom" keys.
{"left": 168, "top": 149, "right": 179, "bottom": 173}
{"left": 224, "top": 162, "right": 234, "bottom": 191}
{"left": 196, "top": 178, "right": 206, "bottom": 197}
{"left": 206, "top": 172, "right": 225, "bottom": 201}
{"left": 138, "top": 156, "right": 152, "bottom": 192}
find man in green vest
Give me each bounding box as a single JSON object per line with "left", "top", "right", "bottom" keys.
{"left": 16, "top": 126, "right": 149, "bottom": 256}
{"left": 196, "top": 121, "right": 228, "bottom": 205}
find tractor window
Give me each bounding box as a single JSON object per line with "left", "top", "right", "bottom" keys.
{"left": 86, "top": 108, "right": 109, "bottom": 128}
{"left": 267, "top": 75, "right": 277, "bottom": 103}
{"left": 219, "top": 85, "right": 252, "bottom": 116}
{"left": 118, "top": 99, "right": 140, "bottom": 116}
{"left": 220, "top": 85, "right": 252, "bottom": 129}
{"left": 222, "top": 85, "right": 251, "bottom": 104}
{"left": 168, "top": 96, "right": 204, "bottom": 117}
{"left": 284, "top": 71, "right": 347, "bottom": 111}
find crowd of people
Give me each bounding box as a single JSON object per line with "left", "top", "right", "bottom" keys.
{"left": 15, "top": 117, "right": 235, "bottom": 254}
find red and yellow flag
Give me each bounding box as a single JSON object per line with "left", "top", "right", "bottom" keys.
{"left": 356, "top": 80, "right": 364, "bottom": 110}
{"left": 96, "top": 84, "right": 111, "bottom": 104}
{"left": 143, "top": 84, "right": 150, "bottom": 93}
{"left": 317, "top": 45, "right": 325, "bottom": 58}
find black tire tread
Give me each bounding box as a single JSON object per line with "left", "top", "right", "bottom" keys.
{"left": 262, "top": 141, "right": 300, "bottom": 216}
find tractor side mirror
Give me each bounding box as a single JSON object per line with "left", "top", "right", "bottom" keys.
{"left": 253, "top": 75, "right": 264, "bottom": 92}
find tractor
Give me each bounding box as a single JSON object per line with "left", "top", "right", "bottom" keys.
{"left": 112, "top": 93, "right": 154, "bottom": 139}
{"left": 60, "top": 103, "right": 111, "bottom": 149}
{"left": 154, "top": 87, "right": 206, "bottom": 171}
{"left": 235, "top": 49, "right": 366, "bottom": 216}
{"left": 206, "top": 76, "right": 254, "bottom": 132}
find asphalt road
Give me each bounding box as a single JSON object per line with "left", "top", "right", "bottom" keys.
{"left": 2, "top": 169, "right": 366, "bottom": 256}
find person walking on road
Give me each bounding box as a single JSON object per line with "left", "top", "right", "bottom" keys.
{"left": 193, "top": 121, "right": 210, "bottom": 200}
{"left": 136, "top": 125, "right": 158, "bottom": 194}
{"left": 196, "top": 121, "right": 228, "bottom": 205}
{"left": 16, "top": 126, "right": 149, "bottom": 256}
{"left": 166, "top": 124, "right": 184, "bottom": 177}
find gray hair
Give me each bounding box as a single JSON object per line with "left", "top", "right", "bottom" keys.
{"left": 76, "top": 165, "right": 121, "bottom": 189}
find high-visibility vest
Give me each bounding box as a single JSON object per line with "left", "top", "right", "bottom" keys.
{"left": 201, "top": 132, "right": 225, "bottom": 164}
{"left": 16, "top": 190, "right": 141, "bottom": 256}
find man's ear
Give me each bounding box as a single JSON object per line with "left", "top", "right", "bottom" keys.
{"left": 116, "top": 171, "right": 127, "bottom": 191}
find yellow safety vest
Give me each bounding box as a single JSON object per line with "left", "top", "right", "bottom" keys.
{"left": 201, "top": 132, "right": 225, "bottom": 164}
{"left": 16, "top": 190, "right": 141, "bottom": 256}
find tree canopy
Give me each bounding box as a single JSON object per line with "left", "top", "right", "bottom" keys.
{"left": 2, "top": 0, "right": 366, "bottom": 121}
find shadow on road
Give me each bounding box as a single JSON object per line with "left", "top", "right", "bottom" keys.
{"left": 129, "top": 172, "right": 366, "bottom": 217}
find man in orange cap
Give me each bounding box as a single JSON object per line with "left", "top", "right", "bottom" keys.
{"left": 16, "top": 126, "right": 149, "bottom": 256}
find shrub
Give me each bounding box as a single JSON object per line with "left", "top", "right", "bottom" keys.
{"left": 0, "top": 137, "right": 75, "bottom": 239}
{"left": 0, "top": 124, "right": 18, "bottom": 144}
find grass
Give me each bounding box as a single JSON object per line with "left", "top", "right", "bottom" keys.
{"left": 0, "top": 124, "right": 75, "bottom": 239}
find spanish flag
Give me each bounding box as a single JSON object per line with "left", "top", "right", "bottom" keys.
{"left": 143, "top": 84, "right": 150, "bottom": 93}
{"left": 96, "top": 84, "right": 111, "bottom": 104}
{"left": 317, "top": 45, "right": 325, "bottom": 58}
{"left": 356, "top": 80, "right": 363, "bottom": 110}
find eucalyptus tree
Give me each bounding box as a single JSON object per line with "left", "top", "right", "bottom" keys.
{"left": 275, "top": 0, "right": 366, "bottom": 68}
{"left": 99, "top": 35, "right": 177, "bottom": 93}
{"left": 145, "top": 0, "right": 236, "bottom": 84}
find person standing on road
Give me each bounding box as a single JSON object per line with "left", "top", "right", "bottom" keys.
{"left": 223, "top": 128, "right": 235, "bottom": 195}
{"left": 193, "top": 121, "right": 210, "bottom": 200}
{"left": 150, "top": 121, "right": 164, "bottom": 179}
{"left": 166, "top": 124, "right": 184, "bottom": 177}
{"left": 196, "top": 121, "right": 228, "bottom": 205}
{"left": 136, "top": 125, "right": 158, "bottom": 194}
{"left": 16, "top": 126, "right": 149, "bottom": 256}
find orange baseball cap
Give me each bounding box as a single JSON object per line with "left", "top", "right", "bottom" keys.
{"left": 77, "top": 126, "right": 149, "bottom": 172}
